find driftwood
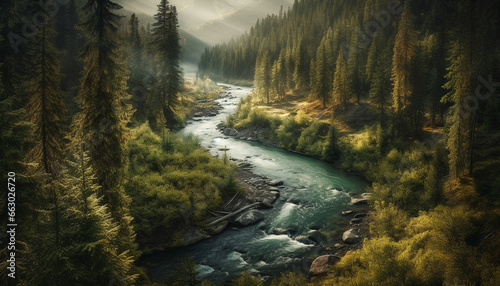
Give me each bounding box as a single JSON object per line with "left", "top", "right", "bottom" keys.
{"left": 207, "top": 202, "right": 260, "bottom": 226}
{"left": 224, "top": 193, "right": 239, "bottom": 208}
{"left": 208, "top": 211, "right": 221, "bottom": 217}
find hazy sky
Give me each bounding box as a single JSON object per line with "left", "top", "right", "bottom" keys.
{"left": 117, "top": 0, "right": 294, "bottom": 44}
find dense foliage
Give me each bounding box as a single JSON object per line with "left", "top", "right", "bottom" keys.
{"left": 125, "top": 124, "right": 240, "bottom": 249}
{"left": 204, "top": 0, "right": 500, "bottom": 284}
{"left": 0, "top": 0, "right": 233, "bottom": 284}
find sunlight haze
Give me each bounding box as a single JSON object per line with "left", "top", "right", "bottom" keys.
{"left": 117, "top": 0, "right": 294, "bottom": 44}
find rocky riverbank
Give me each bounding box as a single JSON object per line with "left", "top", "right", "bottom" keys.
{"left": 182, "top": 88, "right": 371, "bottom": 279}
{"left": 214, "top": 123, "right": 372, "bottom": 277}
{"left": 185, "top": 88, "right": 239, "bottom": 121}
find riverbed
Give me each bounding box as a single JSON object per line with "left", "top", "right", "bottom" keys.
{"left": 142, "top": 84, "right": 367, "bottom": 284}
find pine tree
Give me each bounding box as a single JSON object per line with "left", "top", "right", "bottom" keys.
{"left": 368, "top": 34, "right": 392, "bottom": 127}
{"left": 272, "top": 60, "right": 284, "bottom": 102}
{"left": 391, "top": 0, "right": 418, "bottom": 136}
{"left": 443, "top": 0, "right": 488, "bottom": 178}
{"left": 347, "top": 30, "right": 363, "bottom": 105}
{"left": 74, "top": 0, "right": 137, "bottom": 257}
{"left": 151, "top": 0, "right": 183, "bottom": 130}
{"left": 127, "top": 13, "right": 145, "bottom": 121}
{"left": 25, "top": 6, "right": 66, "bottom": 175}
{"left": 276, "top": 50, "right": 288, "bottom": 100}
{"left": 254, "top": 50, "right": 272, "bottom": 103}
{"left": 0, "top": 24, "right": 33, "bottom": 181}
{"left": 26, "top": 146, "right": 137, "bottom": 285}
{"left": 322, "top": 124, "right": 339, "bottom": 162}
{"left": 0, "top": 1, "right": 32, "bottom": 108}
{"left": 313, "top": 34, "right": 334, "bottom": 109}
{"left": 333, "top": 50, "right": 349, "bottom": 109}
{"left": 293, "top": 38, "right": 310, "bottom": 89}
{"left": 425, "top": 32, "right": 447, "bottom": 127}
{"left": 55, "top": 0, "right": 83, "bottom": 114}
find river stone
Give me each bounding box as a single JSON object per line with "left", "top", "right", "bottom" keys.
{"left": 238, "top": 162, "right": 252, "bottom": 168}
{"left": 309, "top": 255, "right": 341, "bottom": 276}
{"left": 209, "top": 221, "right": 228, "bottom": 234}
{"left": 268, "top": 179, "right": 284, "bottom": 186}
{"left": 259, "top": 200, "right": 273, "bottom": 209}
{"left": 250, "top": 178, "right": 265, "bottom": 185}
{"left": 342, "top": 210, "right": 354, "bottom": 215}
{"left": 224, "top": 128, "right": 239, "bottom": 136}
{"left": 350, "top": 218, "right": 363, "bottom": 225}
{"left": 295, "top": 235, "right": 315, "bottom": 245}
{"left": 354, "top": 213, "right": 368, "bottom": 218}
{"left": 351, "top": 198, "right": 369, "bottom": 205}
{"left": 342, "top": 229, "right": 361, "bottom": 244}
{"left": 307, "top": 231, "right": 327, "bottom": 245}
{"left": 233, "top": 210, "right": 265, "bottom": 226}
{"left": 183, "top": 227, "right": 210, "bottom": 245}
{"left": 263, "top": 196, "right": 277, "bottom": 205}
{"left": 271, "top": 228, "right": 288, "bottom": 235}
{"left": 268, "top": 186, "right": 280, "bottom": 192}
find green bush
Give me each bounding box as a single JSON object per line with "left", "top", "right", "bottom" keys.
{"left": 232, "top": 272, "right": 262, "bottom": 286}
{"left": 270, "top": 272, "right": 307, "bottom": 285}
{"left": 297, "top": 121, "right": 330, "bottom": 157}
{"left": 276, "top": 116, "right": 302, "bottom": 150}
{"left": 370, "top": 201, "right": 409, "bottom": 241}
{"left": 125, "top": 124, "right": 241, "bottom": 248}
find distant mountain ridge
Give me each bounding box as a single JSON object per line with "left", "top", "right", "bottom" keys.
{"left": 117, "top": 0, "right": 294, "bottom": 45}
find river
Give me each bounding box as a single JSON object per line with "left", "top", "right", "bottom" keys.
{"left": 143, "top": 84, "right": 367, "bottom": 284}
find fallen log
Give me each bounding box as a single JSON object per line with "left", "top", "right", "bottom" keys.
{"left": 207, "top": 202, "right": 260, "bottom": 226}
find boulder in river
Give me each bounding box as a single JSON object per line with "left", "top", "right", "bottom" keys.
{"left": 354, "top": 213, "right": 368, "bottom": 218}
{"left": 268, "top": 179, "right": 284, "bottom": 186}
{"left": 309, "top": 255, "right": 341, "bottom": 276}
{"left": 307, "top": 230, "right": 327, "bottom": 245}
{"left": 351, "top": 198, "right": 369, "bottom": 205}
{"left": 183, "top": 227, "right": 210, "bottom": 245}
{"left": 271, "top": 228, "right": 288, "bottom": 235}
{"left": 233, "top": 210, "right": 265, "bottom": 226}
{"left": 342, "top": 229, "right": 361, "bottom": 244}
{"left": 342, "top": 210, "right": 354, "bottom": 215}
{"left": 295, "top": 235, "right": 315, "bottom": 245}
{"left": 350, "top": 218, "right": 363, "bottom": 225}
{"left": 223, "top": 128, "right": 239, "bottom": 136}
{"left": 259, "top": 200, "right": 273, "bottom": 209}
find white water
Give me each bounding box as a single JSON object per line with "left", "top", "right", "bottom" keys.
{"left": 142, "top": 84, "right": 366, "bottom": 284}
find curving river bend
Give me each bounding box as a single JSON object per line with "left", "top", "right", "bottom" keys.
{"left": 143, "top": 84, "right": 366, "bottom": 283}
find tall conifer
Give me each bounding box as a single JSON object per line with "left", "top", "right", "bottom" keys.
{"left": 74, "top": 0, "right": 137, "bottom": 257}
{"left": 151, "top": 0, "right": 183, "bottom": 130}
{"left": 391, "top": 0, "right": 418, "bottom": 136}
{"left": 25, "top": 6, "right": 66, "bottom": 175}
{"left": 333, "top": 50, "right": 349, "bottom": 109}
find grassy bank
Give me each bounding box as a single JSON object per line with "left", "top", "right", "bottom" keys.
{"left": 124, "top": 124, "right": 241, "bottom": 252}
{"left": 224, "top": 91, "right": 500, "bottom": 285}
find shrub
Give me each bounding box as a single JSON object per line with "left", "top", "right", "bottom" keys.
{"left": 125, "top": 124, "right": 240, "bottom": 248}
{"left": 370, "top": 201, "right": 409, "bottom": 241}
{"left": 297, "top": 121, "right": 330, "bottom": 157}
{"left": 276, "top": 116, "right": 302, "bottom": 150}
{"left": 232, "top": 272, "right": 262, "bottom": 286}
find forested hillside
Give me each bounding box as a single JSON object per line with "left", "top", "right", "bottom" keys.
{"left": 0, "top": 0, "right": 236, "bottom": 284}
{"left": 200, "top": 0, "right": 500, "bottom": 284}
